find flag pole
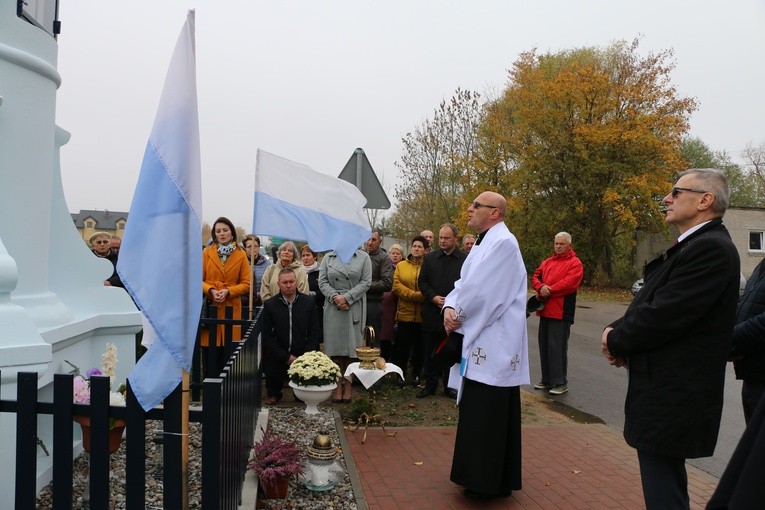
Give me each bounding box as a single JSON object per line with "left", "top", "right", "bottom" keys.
{"left": 182, "top": 369, "right": 190, "bottom": 509}
{"left": 248, "top": 242, "right": 255, "bottom": 320}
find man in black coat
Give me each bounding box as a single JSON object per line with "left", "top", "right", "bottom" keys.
{"left": 731, "top": 258, "right": 765, "bottom": 422}
{"left": 601, "top": 169, "right": 740, "bottom": 510}
{"left": 417, "top": 223, "right": 467, "bottom": 398}
{"left": 262, "top": 268, "right": 320, "bottom": 405}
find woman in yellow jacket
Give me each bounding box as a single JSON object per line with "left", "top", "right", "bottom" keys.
{"left": 202, "top": 217, "right": 250, "bottom": 374}
{"left": 392, "top": 235, "right": 429, "bottom": 387}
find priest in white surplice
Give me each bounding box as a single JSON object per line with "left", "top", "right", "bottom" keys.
{"left": 443, "top": 191, "right": 530, "bottom": 499}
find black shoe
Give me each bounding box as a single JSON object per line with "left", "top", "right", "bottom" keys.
{"left": 463, "top": 488, "right": 510, "bottom": 499}
{"left": 444, "top": 388, "right": 458, "bottom": 399}
{"left": 411, "top": 375, "right": 421, "bottom": 387}
{"left": 416, "top": 387, "right": 436, "bottom": 398}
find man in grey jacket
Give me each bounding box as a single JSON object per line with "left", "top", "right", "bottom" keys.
{"left": 365, "top": 230, "right": 393, "bottom": 345}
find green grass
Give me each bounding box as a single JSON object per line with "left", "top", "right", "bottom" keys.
{"left": 528, "top": 285, "right": 632, "bottom": 303}
{"left": 576, "top": 286, "right": 632, "bottom": 302}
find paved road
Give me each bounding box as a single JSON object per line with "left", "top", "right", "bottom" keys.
{"left": 525, "top": 299, "right": 746, "bottom": 479}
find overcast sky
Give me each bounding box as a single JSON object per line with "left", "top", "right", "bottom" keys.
{"left": 55, "top": 0, "right": 765, "bottom": 232}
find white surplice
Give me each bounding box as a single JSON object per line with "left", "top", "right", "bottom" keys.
{"left": 444, "top": 222, "right": 530, "bottom": 400}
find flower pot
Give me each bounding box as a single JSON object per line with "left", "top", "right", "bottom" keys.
{"left": 260, "top": 476, "right": 290, "bottom": 499}
{"left": 289, "top": 382, "right": 337, "bottom": 415}
{"left": 74, "top": 416, "right": 126, "bottom": 454}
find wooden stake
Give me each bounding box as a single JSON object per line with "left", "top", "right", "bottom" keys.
{"left": 182, "top": 369, "right": 190, "bottom": 509}
{"left": 248, "top": 241, "right": 256, "bottom": 320}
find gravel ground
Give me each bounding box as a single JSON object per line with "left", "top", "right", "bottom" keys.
{"left": 36, "top": 420, "right": 202, "bottom": 509}
{"left": 34, "top": 408, "right": 356, "bottom": 509}
{"left": 258, "top": 407, "right": 358, "bottom": 510}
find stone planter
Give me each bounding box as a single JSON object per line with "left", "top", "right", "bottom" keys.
{"left": 289, "top": 382, "right": 336, "bottom": 415}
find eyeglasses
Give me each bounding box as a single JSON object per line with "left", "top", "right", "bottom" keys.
{"left": 471, "top": 201, "right": 498, "bottom": 210}
{"left": 671, "top": 187, "right": 708, "bottom": 198}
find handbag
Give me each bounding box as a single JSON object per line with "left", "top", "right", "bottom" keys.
{"left": 432, "top": 332, "right": 463, "bottom": 368}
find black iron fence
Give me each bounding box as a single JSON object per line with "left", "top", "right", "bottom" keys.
{"left": 0, "top": 306, "right": 261, "bottom": 510}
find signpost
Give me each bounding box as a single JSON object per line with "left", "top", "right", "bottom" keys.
{"left": 338, "top": 148, "right": 390, "bottom": 210}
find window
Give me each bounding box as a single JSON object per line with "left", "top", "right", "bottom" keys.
{"left": 85, "top": 220, "right": 95, "bottom": 228}
{"left": 750, "top": 231, "right": 764, "bottom": 252}
{"left": 117, "top": 222, "right": 125, "bottom": 230}
{"left": 17, "top": 0, "right": 61, "bottom": 39}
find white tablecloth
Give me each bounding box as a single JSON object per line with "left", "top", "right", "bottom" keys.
{"left": 344, "top": 362, "right": 404, "bottom": 389}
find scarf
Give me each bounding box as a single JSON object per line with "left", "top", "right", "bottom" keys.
{"left": 217, "top": 242, "right": 237, "bottom": 263}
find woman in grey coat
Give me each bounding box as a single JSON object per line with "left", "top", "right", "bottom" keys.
{"left": 318, "top": 248, "right": 372, "bottom": 402}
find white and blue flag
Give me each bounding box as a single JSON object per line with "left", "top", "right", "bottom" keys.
{"left": 118, "top": 10, "right": 202, "bottom": 411}
{"left": 253, "top": 150, "right": 371, "bottom": 263}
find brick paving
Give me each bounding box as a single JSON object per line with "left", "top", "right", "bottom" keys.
{"left": 344, "top": 423, "right": 719, "bottom": 510}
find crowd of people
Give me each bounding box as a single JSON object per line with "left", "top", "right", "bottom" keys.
{"left": 164, "top": 219, "right": 482, "bottom": 407}
{"left": 84, "top": 171, "right": 765, "bottom": 507}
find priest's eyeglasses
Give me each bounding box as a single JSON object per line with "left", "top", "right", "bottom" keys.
{"left": 671, "top": 187, "right": 708, "bottom": 198}
{"left": 471, "top": 201, "right": 498, "bottom": 210}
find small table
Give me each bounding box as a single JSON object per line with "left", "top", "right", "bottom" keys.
{"left": 344, "top": 362, "right": 404, "bottom": 444}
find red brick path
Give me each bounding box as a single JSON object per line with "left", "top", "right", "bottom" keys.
{"left": 345, "top": 423, "right": 718, "bottom": 509}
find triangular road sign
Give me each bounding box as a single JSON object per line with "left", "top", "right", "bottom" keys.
{"left": 338, "top": 148, "right": 391, "bottom": 209}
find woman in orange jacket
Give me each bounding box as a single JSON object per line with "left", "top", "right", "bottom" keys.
{"left": 201, "top": 217, "right": 250, "bottom": 374}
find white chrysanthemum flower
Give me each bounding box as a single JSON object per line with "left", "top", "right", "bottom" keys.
{"left": 109, "top": 391, "right": 126, "bottom": 406}
{"left": 288, "top": 350, "right": 340, "bottom": 385}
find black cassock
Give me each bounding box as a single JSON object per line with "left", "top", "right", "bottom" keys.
{"left": 450, "top": 378, "right": 522, "bottom": 496}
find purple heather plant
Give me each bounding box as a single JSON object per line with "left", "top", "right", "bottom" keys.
{"left": 248, "top": 427, "right": 304, "bottom": 492}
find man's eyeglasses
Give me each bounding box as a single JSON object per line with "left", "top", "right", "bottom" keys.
{"left": 471, "top": 201, "right": 498, "bottom": 210}
{"left": 671, "top": 187, "right": 708, "bottom": 198}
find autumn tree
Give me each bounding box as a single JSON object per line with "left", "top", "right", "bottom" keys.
{"left": 681, "top": 137, "right": 765, "bottom": 207}
{"left": 392, "top": 88, "right": 484, "bottom": 239}
{"left": 202, "top": 222, "right": 211, "bottom": 245}
{"left": 743, "top": 141, "right": 765, "bottom": 194}
{"left": 479, "top": 39, "right": 697, "bottom": 282}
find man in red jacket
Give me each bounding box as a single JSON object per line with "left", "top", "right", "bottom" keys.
{"left": 531, "top": 232, "right": 583, "bottom": 395}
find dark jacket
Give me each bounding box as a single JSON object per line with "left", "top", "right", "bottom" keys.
{"left": 305, "top": 264, "right": 324, "bottom": 343}
{"left": 531, "top": 248, "right": 583, "bottom": 323}
{"left": 366, "top": 247, "right": 393, "bottom": 302}
{"left": 261, "top": 292, "right": 320, "bottom": 373}
{"left": 732, "top": 258, "right": 765, "bottom": 383}
{"left": 418, "top": 248, "right": 467, "bottom": 332}
{"left": 706, "top": 395, "right": 765, "bottom": 509}
{"left": 607, "top": 218, "right": 740, "bottom": 458}
{"left": 93, "top": 249, "right": 124, "bottom": 288}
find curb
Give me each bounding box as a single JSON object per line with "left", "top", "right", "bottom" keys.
{"left": 334, "top": 410, "right": 369, "bottom": 510}
{"left": 238, "top": 408, "right": 268, "bottom": 510}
